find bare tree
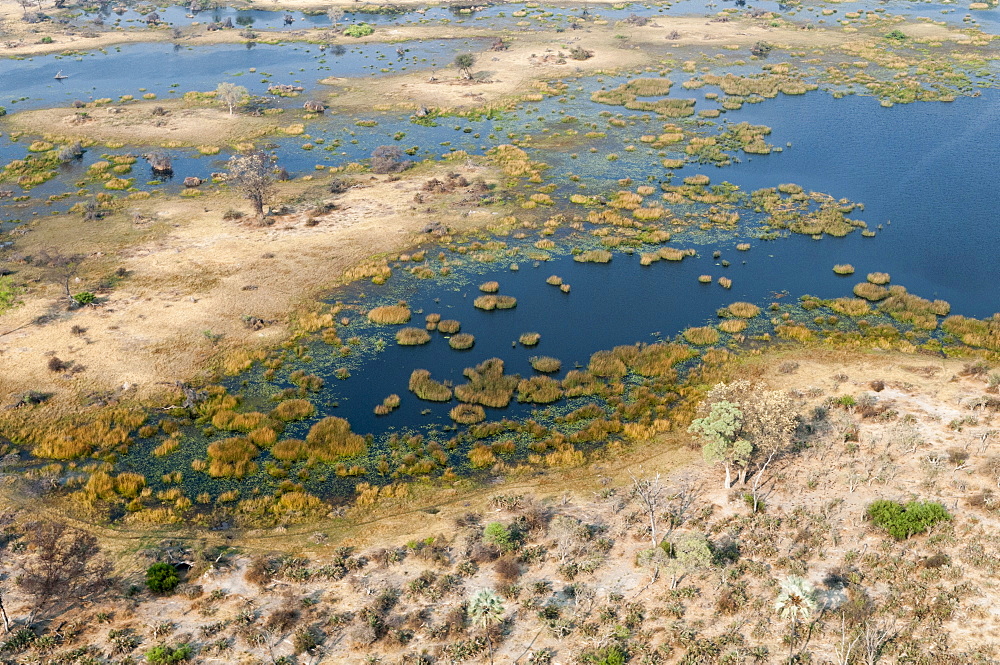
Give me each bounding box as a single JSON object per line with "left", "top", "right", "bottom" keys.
{"left": 216, "top": 81, "right": 248, "bottom": 115}
{"left": 227, "top": 151, "right": 276, "bottom": 221}
{"left": 630, "top": 469, "right": 666, "bottom": 548}
{"left": 0, "top": 587, "right": 10, "bottom": 632}
{"left": 17, "top": 522, "right": 112, "bottom": 624}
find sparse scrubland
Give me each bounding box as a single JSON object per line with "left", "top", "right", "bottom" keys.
{"left": 2, "top": 351, "right": 1000, "bottom": 664}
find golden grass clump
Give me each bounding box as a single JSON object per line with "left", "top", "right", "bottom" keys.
{"left": 941, "top": 314, "right": 1000, "bottom": 351}
{"left": 574, "top": 249, "right": 613, "bottom": 263}
{"left": 449, "top": 333, "right": 475, "bottom": 350}
{"left": 248, "top": 427, "right": 278, "bottom": 447}
{"left": 736, "top": 243, "right": 751, "bottom": 251}
{"left": 455, "top": 358, "right": 519, "bottom": 407}
{"left": 270, "top": 399, "right": 316, "bottom": 422}
{"left": 438, "top": 319, "right": 461, "bottom": 334}
{"left": 630, "top": 342, "right": 695, "bottom": 378}
{"left": 272, "top": 439, "right": 306, "bottom": 461}
{"left": 530, "top": 356, "right": 562, "bottom": 373}
{"left": 519, "top": 332, "right": 541, "bottom": 346}
{"left": 305, "top": 417, "right": 366, "bottom": 461}
{"left": 698, "top": 275, "right": 712, "bottom": 283}
{"left": 719, "top": 319, "right": 748, "bottom": 334}
{"left": 479, "top": 281, "right": 500, "bottom": 293}
{"left": 867, "top": 272, "right": 891, "bottom": 285}
{"left": 367, "top": 304, "right": 411, "bottom": 324}
{"left": 546, "top": 275, "right": 563, "bottom": 286}
{"left": 829, "top": 297, "right": 871, "bottom": 317}
{"left": 517, "top": 376, "right": 563, "bottom": 404}
{"left": 274, "top": 491, "right": 325, "bottom": 516}
{"left": 396, "top": 327, "right": 432, "bottom": 345}
{"left": 409, "top": 369, "right": 453, "bottom": 401}
{"left": 718, "top": 277, "right": 732, "bottom": 289}
{"left": 684, "top": 326, "right": 721, "bottom": 345}
{"left": 153, "top": 439, "right": 180, "bottom": 457}
{"left": 776, "top": 324, "right": 815, "bottom": 342}
{"left": 425, "top": 313, "right": 442, "bottom": 325}
{"left": 725, "top": 302, "right": 761, "bottom": 318}
{"left": 211, "top": 410, "right": 270, "bottom": 432}
{"left": 583, "top": 352, "right": 622, "bottom": 382}
{"left": 854, "top": 282, "right": 890, "bottom": 301}
{"left": 115, "top": 472, "right": 146, "bottom": 499}
{"left": 878, "top": 287, "right": 950, "bottom": 329}
{"left": 206, "top": 437, "right": 260, "bottom": 478}
{"left": 474, "top": 295, "right": 518, "bottom": 310}
{"left": 833, "top": 264, "right": 855, "bottom": 275}
{"left": 468, "top": 444, "right": 497, "bottom": 468}
{"left": 683, "top": 174, "right": 710, "bottom": 186}
{"left": 374, "top": 394, "right": 402, "bottom": 416}
{"left": 450, "top": 404, "right": 486, "bottom": 425}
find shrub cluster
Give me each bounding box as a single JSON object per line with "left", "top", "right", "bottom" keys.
{"left": 866, "top": 500, "right": 950, "bottom": 539}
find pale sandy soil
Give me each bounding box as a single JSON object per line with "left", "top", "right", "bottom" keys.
{"left": 8, "top": 102, "right": 283, "bottom": 146}
{"left": 0, "top": 162, "right": 500, "bottom": 405}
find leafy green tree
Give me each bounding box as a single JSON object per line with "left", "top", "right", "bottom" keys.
{"left": 469, "top": 589, "right": 504, "bottom": 665}
{"left": 146, "top": 563, "right": 180, "bottom": 593}
{"left": 688, "top": 400, "right": 750, "bottom": 488}
{"left": 454, "top": 53, "right": 476, "bottom": 79}
{"left": 483, "top": 521, "right": 516, "bottom": 552}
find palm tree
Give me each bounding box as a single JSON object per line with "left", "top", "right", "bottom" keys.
{"left": 468, "top": 589, "right": 504, "bottom": 665}
{"left": 775, "top": 575, "right": 818, "bottom": 658}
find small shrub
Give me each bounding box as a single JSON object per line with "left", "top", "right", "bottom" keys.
{"left": 146, "top": 644, "right": 193, "bottom": 664}
{"left": 146, "top": 563, "right": 181, "bottom": 593}
{"left": 866, "top": 500, "right": 950, "bottom": 539}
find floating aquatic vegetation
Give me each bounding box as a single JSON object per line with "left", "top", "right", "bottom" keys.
{"left": 519, "top": 332, "right": 541, "bottom": 346}
{"left": 833, "top": 264, "right": 855, "bottom": 275}
{"left": 723, "top": 302, "right": 761, "bottom": 318}
{"left": 270, "top": 399, "right": 316, "bottom": 422}
{"left": 573, "top": 249, "right": 612, "bottom": 263}
{"left": 438, "top": 319, "right": 461, "bottom": 334}
{"left": 455, "top": 358, "right": 519, "bottom": 408}
{"left": 867, "top": 272, "right": 891, "bottom": 285}
{"left": 449, "top": 333, "right": 475, "bottom": 350}
{"left": 479, "top": 280, "right": 500, "bottom": 293}
{"left": 450, "top": 403, "right": 486, "bottom": 425}
{"left": 683, "top": 326, "right": 720, "bottom": 345}
{"left": 517, "top": 376, "right": 562, "bottom": 404}
{"left": 853, "top": 282, "right": 890, "bottom": 301}
{"left": 718, "top": 319, "right": 747, "bottom": 334}
{"left": 474, "top": 295, "right": 517, "bottom": 310}
{"left": 408, "top": 369, "right": 453, "bottom": 402}
{"left": 374, "top": 394, "right": 401, "bottom": 416}
{"left": 368, "top": 304, "right": 411, "bottom": 324}
{"left": 530, "top": 356, "right": 562, "bottom": 373}
{"left": 396, "top": 327, "right": 432, "bottom": 345}
{"left": 878, "top": 286, "right": 950, "bottom": 330}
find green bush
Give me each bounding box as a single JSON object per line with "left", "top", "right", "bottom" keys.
{"left": 343, "top": 23, "right": 374, "bottom": 37}
{"left": 146, "top": 562, "right": 180, "bottom": 593}
{"left": 581, "top": 645, "right": 627, "bottom": 665}
{"left": 0, "top": 106, "right": 7, "bottom": 117}
{"left": 866, "top": 500, "right": 950, "bottom": 539}
{"left": 146, "top": 644, "right": 193, "bottom": 664}
{"left": 483, "top": 521, "right": 516, "bottom": 552}
{"left": 885, "top": 29, "right": 907, "bottom": 41}
{"left": 0, "top": 276, "right": 23, "bottom": 315}
{"left": 72, "top": 291, "right": 96, "bottom": 306}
